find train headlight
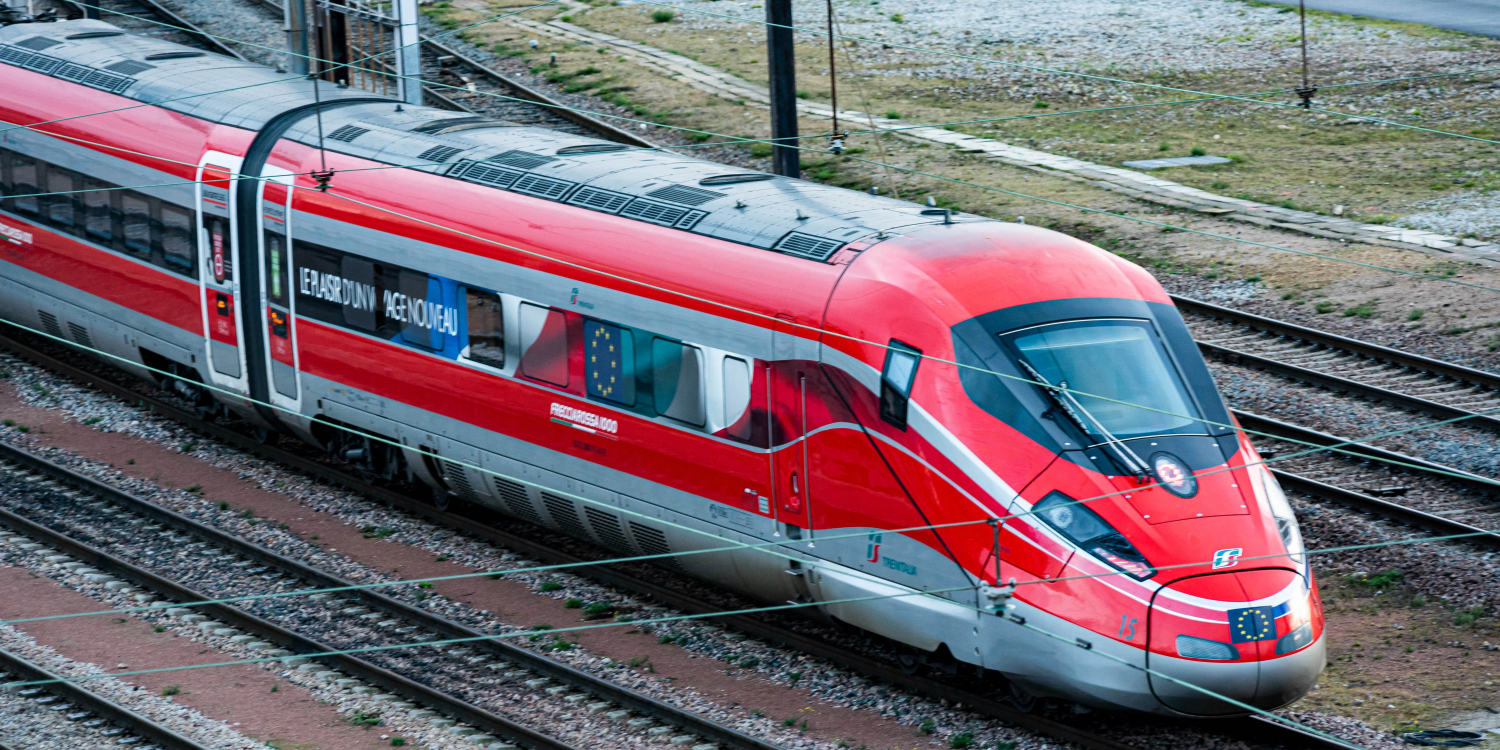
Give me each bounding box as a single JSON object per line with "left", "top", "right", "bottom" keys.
{"left": 1033, "top": 492, "right": 1156, "bottom": 581}
{"left": 1258, "top": 467, "right": 1305, "bottom": 565}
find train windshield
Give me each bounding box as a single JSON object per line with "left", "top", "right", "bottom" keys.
{"left": 1004, "top": 319, "right": 1202, "bottom": 440}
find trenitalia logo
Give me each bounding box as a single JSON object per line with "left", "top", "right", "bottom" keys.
{"left": 0, "top": 221, "right": 32, "bottom": 245}
{"left": 549, "top": 403, "right": 619, "bottom": 436}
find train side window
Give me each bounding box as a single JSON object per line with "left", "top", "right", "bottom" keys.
{"left": 398, "top": 270, "right": 442, "bottom": 349}
{"left": 519, "top": 303, "right": 568, "bottom": 386}
{"left": 880, "top": 339, "right": 921, "bottom": 429}
{"left": 463, "top": 288, "right": 505, "bottom": 369}
{"left": 9, "top": 153, "right": 39, "bottom": 215}
{"left": 160, "top": 204, "right": 195, "bottom": 273}
{"left": 43, "top": 166, "right": 76, "bottom": 228}
{"left": 83, "top": 179, "right": 113, "bottom": 243}
{"left": 584, "top": 320, "right": 634, "bottom": 405}
{"left": 652, "top": 338, "right": 705, "bottom": 426}
{"left": 120, "top": 192, "right": 152, "bottom": 257}
{"left": 722, "top": 355, "right": 752, "bottom": 440}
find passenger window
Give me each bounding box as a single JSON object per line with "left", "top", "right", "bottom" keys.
{"left": 339, "top": 256, "right": 376, "bottom": 331}
{"left": 880, "top": 340, "right": 921, "bottom": 429}
{"left": 464, "top": 288, "right": 505, "bottom": 369}
{"left": 519, "top": 303, "right": 568, "bottom": 386}
{"left": 9, "top": 153, "right": 38, "bottom": 215}
{"left": 722, "top": 356, "right": 752, "bottom": 440}
{"left": 44, "top": 167, "right": 76, "bottom": 228}
{"left": 160, "top": 204, "right": 194, "bottom": 272}
{"left": 585, "top": 320, "right": 634, "bottom": 405}
{"left": 83, "top": 179, "right": 112, "bottom": 242}
{"left": 652, "top": 338, "right": 704, "bottom": 426}
{"left": 121, "top": 192, "right": 152, "bottom": 257}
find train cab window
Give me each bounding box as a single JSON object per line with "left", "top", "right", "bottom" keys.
{"left": 121, "top": 192, "right": 152, "bottom": 257}
{"left": 584, "top": 320, "right": 634, "bottom": 405}
{"left": 519, "top": 303, "right": 568, "bottom": 386}
{"left": 8, "top": 153, "right": 39, "bottom": 215}
{"left": 722, "top": 356, "right": 752, "bottom": 440}
{"left": 43, "top": 167, "right": 76, "bottom": 228}
{"left": 880, "top": 340, "right": 921, "bottom": 429}
{"left": 463, "top": 288, "right": 505, "bottom": 369}
{"left": 83, "top": 179, "right": 113, "bottom": 242}
{"left": 652, "top": 338, "right": 705, "bottom": 426}
{"left": 160, "top": 204, "right": 194, "bottom": 272}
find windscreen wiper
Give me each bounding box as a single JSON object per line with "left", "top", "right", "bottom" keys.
{"left": 1018, "top": 361, "right": 1152, "bottom": 482}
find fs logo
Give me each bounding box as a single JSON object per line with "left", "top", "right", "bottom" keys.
{"left": 1212, "top": 548, "right": 1243, "bottom": 570}
{"left": 570, "top": 287, "right": 579, "bottom": 305}
{"left": 866, "top": 532, "right": 882, "bottom": 563}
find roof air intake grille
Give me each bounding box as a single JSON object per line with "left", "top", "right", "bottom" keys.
{"left": 105, "top": 59, "right": 155, "bottom": 75}
{"left": 15, "top": 36, "right": 62, "bottom": 51}
{"left": 568, "top": 186, "right": 632, "bottom": 214}
{"left": 0, "top": 45, "right": 33, "bottom": 65}
{"left": 774, "top": 232, "right": 845, "bottom": 261}
{"left": 327, "top": 125, "right": 369, "bottom": 143}
{"left": 620, "top": 199, "right": 706, "bottom": 230}
{"left": 512, "top": 173, "right": 575, "bottom": 201}
{"left": 486, "top": 149, "right": 556, "bottom": 170}
{"left": 80, "top": 68, "right": 134, "bottom": 93}
{"left": 417, "top": 145, "right": 464, "bottom": 163}
{"left": 21, "top": 54, "right": 63, "bottom": 74}
{"left": 452, "top": 161, "right": 523, "bottom": 190}
{"left": 644, "top": 184, "right": 723, "bottom": 206}
{"left": 55, "top": 62, "right": 92, "bottom": 83}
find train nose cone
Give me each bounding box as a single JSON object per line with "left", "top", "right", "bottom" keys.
{"left": 1147, "top": 570, "right": 1323, "bottom": 716}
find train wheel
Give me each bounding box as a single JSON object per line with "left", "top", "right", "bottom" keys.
{"left": 1007, "top": 681, "right": 1037, "bottom": 713}
{"left": 894, "top": 646, "right": 924, "bottom": 675}
{"left": 253, "top": 426, "right": 280, "bottom": 446}
{"left": 432, "top": 486, "right": 451, "bottom": 513}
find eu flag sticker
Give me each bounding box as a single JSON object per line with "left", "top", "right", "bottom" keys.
{"left": 1228, "top": 606, "right": 1277, "bottom": 643}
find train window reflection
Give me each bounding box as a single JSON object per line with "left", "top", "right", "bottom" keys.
{"left": 121, "top": 192, "right": 151, "bottom": 257}
{"left": 9, "top": 154, "right": 38, "bottom": 215}
{"left": 464, "top": 288, "right": 505, "bottom": 369}
{"left": 83, "top": 179, "right": 112, "bottom": 242}
{"left": 44, "top": 167, "right": 75, "bottom": 227}
{"left": 585, "top": 320, "right": 634, "bottom": 405}
{"left": 160, "top": 204, "right": 194, "bottom": 271}
{"left": 1007, "top": 320, "right": 1199, "bottom": 439}
{"left": 722, "top": 356, "right": 751, "bottom": 440}
{"left": 520, "top": 303, "right": 569, "bottom": 386}
{"left": 652, "top": 338, "right": 704, "bottom": 426}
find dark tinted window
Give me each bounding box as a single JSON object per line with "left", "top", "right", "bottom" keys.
{"left": 121, "top": 192, "right": 151, "bottom": 257}
{"left": 9, "top": 153, "right": 38, "bottom": 215}
{"left": 652, "top": 338, "right": 704, "bottom": 425}
{"left": 519, "top": 303, "right": 568, "bottom": 386}
{"left": 43, "top": 166, "right": 75, "bottom": 227}
{"left": 160, "top": 204, "right": 194, "bottom": 271}
{"left": 464, "top": 288, "right": 505, "bottom": 369}
{"left": 83, "top": 179, "right": 112, "bottom": 242}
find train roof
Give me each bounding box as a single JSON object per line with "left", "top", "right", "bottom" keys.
{"left": 1, "top": 19, "right": 997, "bottom": 264}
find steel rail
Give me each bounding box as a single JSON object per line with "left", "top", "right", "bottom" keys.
{"left": 59, "top": 0, "right": 248, "bottom": 61}
{"left": 1177, "top": 297, "right": 1500, "bottom": 435}
{"left": 0, "top": 451, "right": 585, "bottom": 750}
{"left": 0, "top": 436, "right": 783, "bottom": 750}
{"left": 246, "top": 0, "right": 653, "bottom": 146}
{"left": 0, "top": 330, "right": 1360, "bottom": 750}
{"left": 0, "top": 644, "right": 211, "bottom": 750}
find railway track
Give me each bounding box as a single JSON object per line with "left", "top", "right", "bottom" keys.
{"left": 1177, "top": 296, "right": 1500, "bottom": 435}
{"left": 0, "top": 437, "right": 778, "bottom": 750}
{"left": 0, "top": 640, "right": 210, "bottom": 750}
{"left": 0, "top": 329, "right": 1363, "bottom": 750}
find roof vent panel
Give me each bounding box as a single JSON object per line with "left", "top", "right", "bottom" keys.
{"left": 105, "top": 59, "right": 155, "bottom": 75}
{"left": 327, "top": 125, "right": 370, "bottom": 143}
{"left": 487, "top": 149, "right": 557, "bottom": 170}
{"left": 774, "top": 232, "right": 845, "bottom": 261}
{"left": 21, "top": 54, "right": 63, "bottom": 74}
{"left": 14, "top": 36, "right": 62, "bottom": 51}
{"left": 568, "top": 186, "right": 632, "bottom": 214}
{"left": 453, "top": 161, "right": 523, "bottom": 190}
{"left": 0, "top": 46, "right": 34, "bottom": 65}
{"left": 417, "top": 145, "right": 464, "bottom": 163}
{"left": 644, "top": 184, "right": 723, "bottom": 206}
{"left": 512, "top": 173, "right": 576, "bottom": 201}
{"left": 55, "top": 62, "right": 91, "bottom": 82}
{"left": 621, "top": 199, "right": 706, "bottom": 230}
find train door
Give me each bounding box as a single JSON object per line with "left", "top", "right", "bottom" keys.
{"left": 771, "top": 316, "right": 814, "bottom": 539}
{"left": 257, "top": 168, "right": 301, "bottom": 412}
{"left": 195, "top": 153, "right": 249, "bottom": 395}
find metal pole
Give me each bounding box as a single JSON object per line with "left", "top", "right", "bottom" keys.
{"left": 396, "top": 0, "right": 423, "bottom": 106}
{"left": 285, "top": 0, "right": 309, "bottom": 75}
{"left": 765, "top": 0, "right": 799, "bottom": 177}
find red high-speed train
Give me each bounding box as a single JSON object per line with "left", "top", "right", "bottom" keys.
{"left": 0, "top": 19, "right": 1323, "bottom": 715}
